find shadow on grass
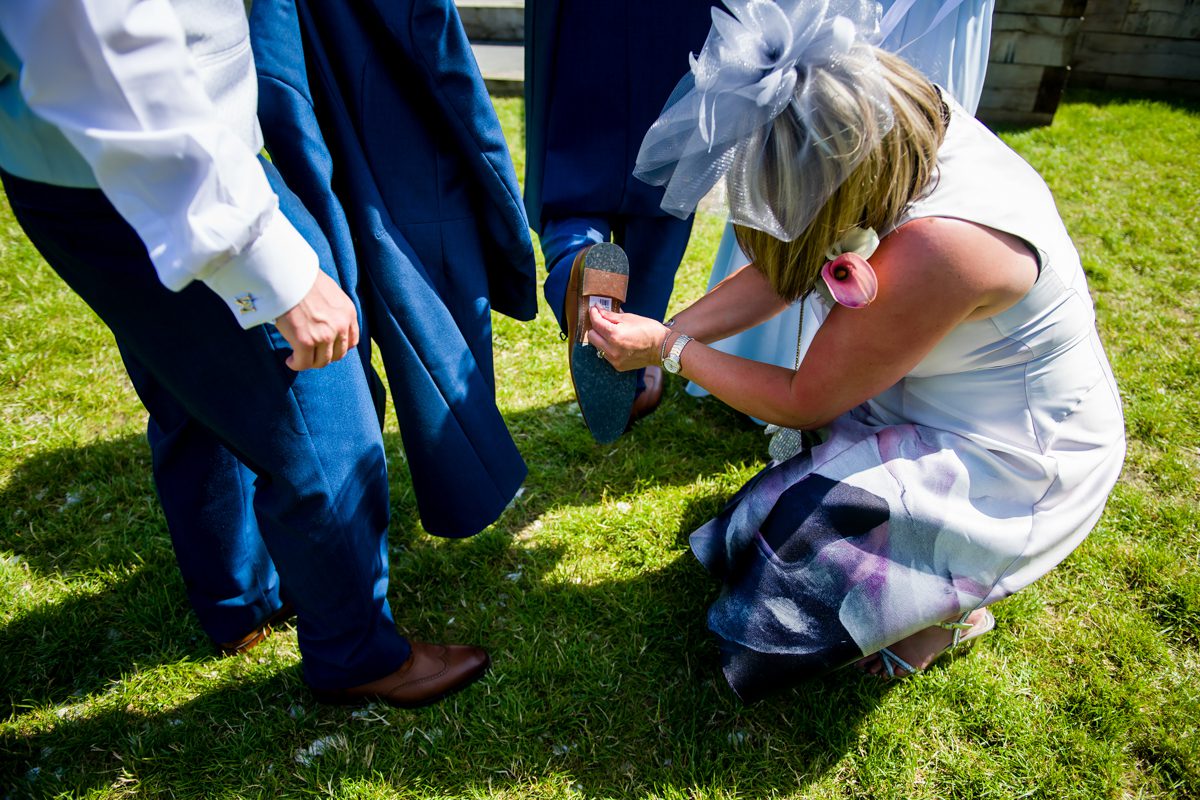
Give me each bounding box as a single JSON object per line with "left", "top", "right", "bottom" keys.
{"left": 0, "top": 435, "right": 205, "bottom": 718}
{"left": 1, "top": 389, "right": 893, "bottom": 797}
{"left": 982, "top": 87, "right": 1200, "bottom": 138}
{"left": 383, "top": 379, "right": 771, "bottom": 545}
{"left": 2, "top": 543, "right": 889, "bottom": 798}
{"left": 1063, "top": 87, "right": 1200, "bottom": 114}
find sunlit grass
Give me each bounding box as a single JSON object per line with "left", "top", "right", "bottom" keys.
{"left": 1, "top": 91, "right": 1197, "bottom": 799}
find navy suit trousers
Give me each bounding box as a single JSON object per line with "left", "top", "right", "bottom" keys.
{"left": 2, "top": 163, "right": 411, "bottom": 690}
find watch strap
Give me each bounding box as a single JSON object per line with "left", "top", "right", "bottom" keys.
{"left": 663, "top": 333, "right": 693, "bottom": 373}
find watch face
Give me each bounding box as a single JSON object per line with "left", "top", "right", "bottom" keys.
{"left": 663, "top": 334, "right": 690, "bottom": 375}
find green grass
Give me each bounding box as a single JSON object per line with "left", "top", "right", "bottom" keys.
{"left": 2, "top": 90, "right": 1198, "bottom": 799}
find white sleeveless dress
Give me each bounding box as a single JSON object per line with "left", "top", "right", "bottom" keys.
{"left": 689, "top": 100, "right": 1126, "bottom": 702}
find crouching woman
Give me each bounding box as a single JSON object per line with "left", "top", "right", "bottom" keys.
{"left": 587, "top": 0, "right": 1125, "bottom": 700}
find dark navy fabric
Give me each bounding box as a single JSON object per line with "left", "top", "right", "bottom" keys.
{"left": 250, "top": 0, "right": 537, "bottom": 537}
{"left": 692, "top": 468, "right": 878, "bottom": 702}
{"left": 2, "top": 165, "right": 412, "bottom": 690}
{"left": 524, "top": 0, "right": 720, "bottom": 330}
{"left": 524, "top": 0, "right": 721, "bottom": 232}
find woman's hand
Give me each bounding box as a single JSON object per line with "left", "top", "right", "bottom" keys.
{"left": 586, "top": 306, "right": 669, "bottom": 372}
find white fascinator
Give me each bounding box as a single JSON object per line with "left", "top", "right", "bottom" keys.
{"left": 634, "top": 0, "right": 893, "bottom": 242}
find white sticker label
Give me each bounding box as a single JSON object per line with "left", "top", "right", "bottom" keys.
{"left": 588, "top": 296, "right": 612, "bottom": 312}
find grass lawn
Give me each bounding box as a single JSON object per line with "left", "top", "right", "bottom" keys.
{"left": 1, "top": 90, "right": 1198, "bottom": 799}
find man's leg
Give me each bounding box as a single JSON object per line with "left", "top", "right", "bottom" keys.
{"left": 540, "top": 213, "right": 693, "bottom": 420}
{"left": 124, "top": 350, "right": 284, "bottom": 648}
{"left": 615, "top": 214, "right": 696, "bottom": 323}
{"left": 2, "top": 167, "right": 409, "bottom": 690}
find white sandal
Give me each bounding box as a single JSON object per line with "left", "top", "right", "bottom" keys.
{"left": 874, "top": 608, "right": 996, "bottom": 678}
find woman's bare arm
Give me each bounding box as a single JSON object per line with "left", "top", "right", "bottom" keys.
{"left": 589, "top": 217, "right": 1037, "bottom": 429}
{"left": 666, "top": 262, "right": 791, "bottom": 344}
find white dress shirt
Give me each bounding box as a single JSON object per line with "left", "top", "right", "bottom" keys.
{"left": 0, "top": 0, "right": 318, "bottom": 328}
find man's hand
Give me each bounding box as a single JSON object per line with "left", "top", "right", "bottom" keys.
{"left": 274, "top": 271, "right": 360, "bottom": 371}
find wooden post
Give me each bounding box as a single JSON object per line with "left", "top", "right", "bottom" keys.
{"left": 1072, "top": 0, "right": 1200, "bottom": 97}
{"left": 979, "top": 0, "right": 1088, "bottom": 126}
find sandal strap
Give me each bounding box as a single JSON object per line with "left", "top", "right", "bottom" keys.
{"left": 878, "top": 646, "right": 918, "bottom": 678}
{"left": 938, "top": 611, "right": 975, "bottom": 647}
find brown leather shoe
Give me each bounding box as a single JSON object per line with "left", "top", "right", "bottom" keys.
{"left": 310, "top": 641, "right": 490, "bottom": 708}
{"left": 215, "top": 601, "right": 296, "bottom": 656}
{"left": 628, "top": 365, "right": 664, "bottom": 427}
{"left": 563, "top": 243, "right": 637, "bottom": 444}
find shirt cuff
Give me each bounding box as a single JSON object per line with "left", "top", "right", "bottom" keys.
{"left": 201, "top": 211, "right": 320, "bottom": 329}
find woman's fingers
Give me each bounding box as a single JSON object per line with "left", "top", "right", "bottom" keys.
{"left": 587, "top": 306, "right": 663, "bottom": 371}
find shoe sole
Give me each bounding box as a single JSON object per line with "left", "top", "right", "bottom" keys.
{"left": 566, "top": 243, "right": 636, "bottom": 444}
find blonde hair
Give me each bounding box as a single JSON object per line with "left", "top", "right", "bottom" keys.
{"left": 734, "top": 49, "right": 948, "bottom": 302}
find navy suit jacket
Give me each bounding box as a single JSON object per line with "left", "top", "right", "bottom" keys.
{"left": 250, "top": 0, "right": 536, "bottom": 537}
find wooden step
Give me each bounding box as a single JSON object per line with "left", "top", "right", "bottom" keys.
{"left": 456, "top": 1, "right": 525, "bottom": 93}
{"left": 471, "top": 42, "right": 524, "bottom": 96}
{"left": 456, "top": 0, "right": 524, "bottom": 43}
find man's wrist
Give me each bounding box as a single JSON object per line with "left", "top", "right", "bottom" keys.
{"left": 201, "top": 211, "right": 319, "bottom": 329}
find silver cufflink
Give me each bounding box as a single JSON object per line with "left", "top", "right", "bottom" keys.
{"left": 235, "top": 294, "right": 257, "bottom": 313}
